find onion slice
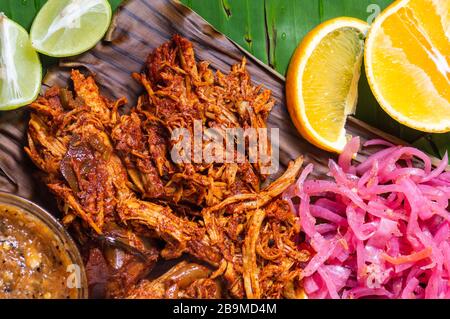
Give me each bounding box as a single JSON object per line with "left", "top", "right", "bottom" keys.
{"left": 285, "top": 138, "right": 450, "bottom": 299}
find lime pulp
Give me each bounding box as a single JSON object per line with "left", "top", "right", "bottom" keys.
{"left": 30, "top": 0, "right": 112, "bottom": 58}
{"left": 0, "top": 13, "right": 42, "bottom": 110}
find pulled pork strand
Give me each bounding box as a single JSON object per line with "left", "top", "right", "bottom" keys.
{"left": 26, "top": 35, "right": 311, "bottom": 299}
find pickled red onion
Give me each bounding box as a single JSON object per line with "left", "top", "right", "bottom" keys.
{"left": 285, "top": 138, "right": 450, "bottom": 299}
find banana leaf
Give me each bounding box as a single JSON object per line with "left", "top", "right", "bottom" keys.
{"left": 0, "top": 0, "right": 440, "bottom": 206}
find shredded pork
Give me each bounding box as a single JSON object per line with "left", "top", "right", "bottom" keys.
{"left": 25, "top": 35, "right": 310, "bottom": 299}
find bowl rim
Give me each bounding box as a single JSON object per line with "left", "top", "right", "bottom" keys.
{"left": 0, "top": 191, "right": 88, "bottom": 299}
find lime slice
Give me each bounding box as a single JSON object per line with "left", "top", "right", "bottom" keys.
{"left": 0, "top": 13, "right": 42, "bottom": 110}
{"left": 30, "top": 0, "right": 112, "bottom": 57}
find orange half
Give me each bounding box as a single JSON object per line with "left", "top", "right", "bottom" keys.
{"left": 365, "top": 0, "right": 450, "bottom": 133}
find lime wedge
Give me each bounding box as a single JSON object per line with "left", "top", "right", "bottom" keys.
{"left": 0, "top": 13, "right": 42, "bottom": 110}
{"left": 30, "top": 0, "right": 112, "bottom": 57}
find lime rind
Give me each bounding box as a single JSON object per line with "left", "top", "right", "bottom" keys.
{"left": 0, "top": 13, "right": 42, "bottom": 110}
{"left": 30, "top": 0, "right": 112, "bottom": 58}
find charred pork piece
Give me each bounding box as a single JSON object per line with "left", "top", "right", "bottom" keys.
{"left": 84, "top": 243, "right": 158, "bottom": 299}
{"left": 127, "top": 261, "right": 221, "bottom": 299}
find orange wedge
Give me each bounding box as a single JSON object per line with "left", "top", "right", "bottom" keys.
{"left": 365, "top": 0, "right": 450, "bottom": 133}
{"left": 286, "top": 18, "right": 369, "bottom": 153}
